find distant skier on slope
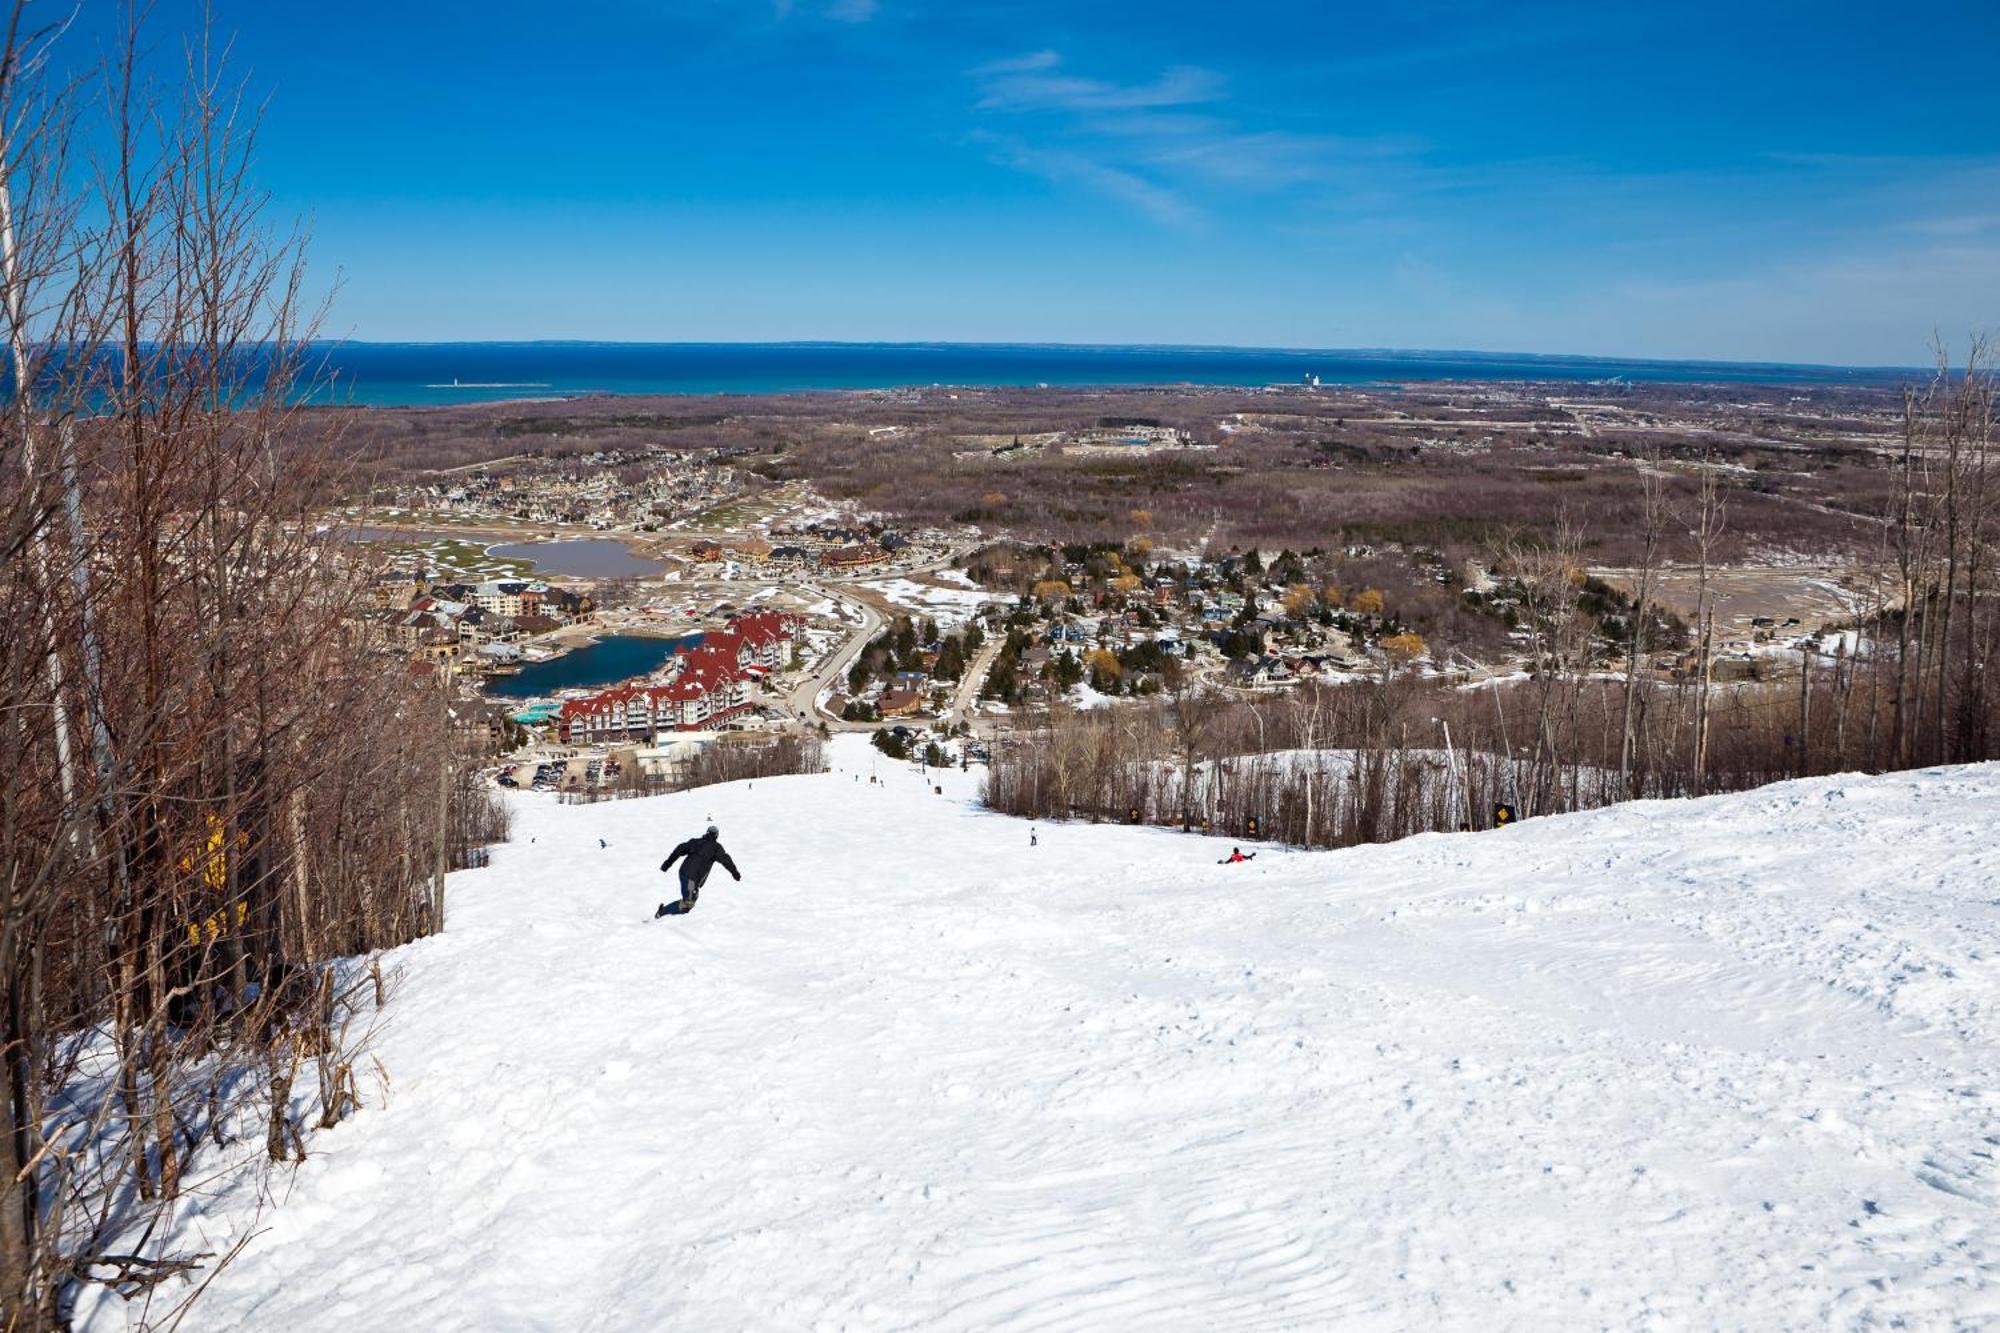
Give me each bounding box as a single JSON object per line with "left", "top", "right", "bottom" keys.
{"left": 1218, "top": 847, "right": 1255, "bottom": 865}
{"left": 656, "top": 825, "right": 741, "bottom": 917}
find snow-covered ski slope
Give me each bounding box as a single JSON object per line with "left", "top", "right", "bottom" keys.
{"left": 142, "top": 741, "right": 1997, "bottom": 1330}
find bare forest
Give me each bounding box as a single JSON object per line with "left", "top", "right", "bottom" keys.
{"left": 1, "top": 15, "right": 502, "bottom": 1327}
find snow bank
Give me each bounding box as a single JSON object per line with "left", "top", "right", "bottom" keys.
{"left": 100, "top": 747, "right": 2000, "bottom": 1330}
{"left": 1068, "top": 682, "right": 1115, "bottom": 710}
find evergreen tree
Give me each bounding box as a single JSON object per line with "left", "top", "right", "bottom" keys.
{"left": 982, "top": 656, "right": 1015, "bottom": 701}
{"left": 934, "top": 636, "right": 966, "bottom": 681}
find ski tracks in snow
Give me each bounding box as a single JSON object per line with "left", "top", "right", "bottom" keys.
{"left": 97, "top": 749, "right": 2000, "bottom": 1331}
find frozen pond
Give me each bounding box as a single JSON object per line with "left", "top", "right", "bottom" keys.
{"left": 487, "top": 539, "right": 667, "bottom": 577}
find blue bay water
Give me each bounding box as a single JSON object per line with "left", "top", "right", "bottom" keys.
{"left": 485, "top": 633, "right": 703, "bottom": 699}
{"left": 302, "top": 342, "right": 1920, "bottom": 408}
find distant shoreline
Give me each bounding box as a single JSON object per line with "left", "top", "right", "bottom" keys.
{"left": 423, "top": 381, "right": 553, "bottom": 390}
{"left": 295, "top": 341, "right": 1927, "bottom": 409}
{"left": 314, "top": 337, "right": 1924, "bottom": 372}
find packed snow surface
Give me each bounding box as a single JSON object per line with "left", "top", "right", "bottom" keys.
{"left": 120, "top": 744, "right": 1998, "bottom": 1330}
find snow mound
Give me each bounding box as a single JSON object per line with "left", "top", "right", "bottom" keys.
{"left": 106, "top": 747, "right": 2000, "bottom": 1331}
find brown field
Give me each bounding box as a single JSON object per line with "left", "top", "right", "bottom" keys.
{"left": 1594, "top": 564, "right": 1880, "bottom": 639}
{"left": 311, "top": 379, "right": 1913, "bottom": 572}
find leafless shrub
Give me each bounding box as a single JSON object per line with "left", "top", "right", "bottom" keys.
{"left": 667, "top": 732, "right": 825, "bottom": 793}
{"left": 567, "top": 731, "right": 826, "bottom": 804}
{"left": 0, "top": 13, "right": 505, "bottom": 1325}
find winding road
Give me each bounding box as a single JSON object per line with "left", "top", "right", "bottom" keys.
{"left": 781, "top": 582, "right": 884, "bottom": 731}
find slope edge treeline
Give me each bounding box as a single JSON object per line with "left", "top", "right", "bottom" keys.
{"left": 0, "top": 13, "right": 503, "bottom": 1327}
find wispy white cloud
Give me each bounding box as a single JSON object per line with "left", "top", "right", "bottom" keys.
{"left": 960, "top": 42, "right": 2000, "bottom": 362}
{"left": 771, "top": 0, "right": 880, "bottom": 23}
{"left": 972, "top": 131, "right": 1201, "bottom": 229}
{"left": 973, "top": 50, "right": 1061, "bottom": 76}
{"left": 966, "top": 50, "right": 1426, "bottom": 227}
{"left": 974, "top": 52, "right": 1223, "bottom": 113}
{"left": 1133, "top": 126, "right": 1402, "bottom": 192}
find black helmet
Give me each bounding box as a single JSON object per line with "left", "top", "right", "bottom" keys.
{"left": 705, "top": 824, "right": 719, "bottom": 838}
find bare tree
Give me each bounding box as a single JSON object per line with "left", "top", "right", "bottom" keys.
{"left": 1687, "top": 452, "right": 1728, "bottom": 793}
{"left": 0, "top": 12, "right": 507, "bottom": 1325}
{"left": 1285, "top": 682, "right": 1327, "bottom": 844}
{"left": 1161, "top": 656, "right": 1222, "bottom": 828}
{"left": 1618, "top": 456, "right": 1667, "bottom": 790}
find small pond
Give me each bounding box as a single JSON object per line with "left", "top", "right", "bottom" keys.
{"left": 487, "top": 539, "right": 667, "bottom": 578}
{"left": 484, "top": 633, "right": 702, "bottom": 699}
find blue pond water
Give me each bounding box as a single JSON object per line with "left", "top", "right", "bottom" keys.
{"left": 484, "top": 633, "right": 702, "bottom": 699}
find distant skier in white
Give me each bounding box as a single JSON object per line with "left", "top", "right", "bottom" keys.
{"left": 656, "top": 824, "right": 741, "bottom": 917}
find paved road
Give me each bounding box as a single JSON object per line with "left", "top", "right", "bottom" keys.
{"left": 781, "top": 548, "right": 985, "bottom": 730}
{"left": 944, "top": 631, "right": 1005, "bottom": 730}
{"left": 780, "top": 582, "right": 883, "bottom": 731}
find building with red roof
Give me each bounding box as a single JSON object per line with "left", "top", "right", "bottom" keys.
{"left": 556, "top": 613, "right": 799, "bottom": 743}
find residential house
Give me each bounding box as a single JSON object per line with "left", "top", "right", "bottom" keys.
{"left": 877, "top": 689, "right": 923, "bottom": 717}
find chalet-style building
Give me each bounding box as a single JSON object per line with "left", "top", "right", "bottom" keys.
{"left": 557, "top": 611, "right": 800, "bottom": 743}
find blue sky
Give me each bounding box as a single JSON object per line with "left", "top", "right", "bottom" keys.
{"left": 68, "top": 1, "right": 2000, "bottom": 364}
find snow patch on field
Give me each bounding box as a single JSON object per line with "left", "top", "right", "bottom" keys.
{"left": 89, "top": 746, "right": 2000, "bottom": 1331}
{"left": 859, "top": 573, "right": 994, "bottom": 627}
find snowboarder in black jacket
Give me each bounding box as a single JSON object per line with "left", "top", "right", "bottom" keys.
{"left": 656, "top": 825, "right": 740, "bottom": 917}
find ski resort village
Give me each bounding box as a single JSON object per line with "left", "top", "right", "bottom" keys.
{"left": 9, "top": 2, "right": 2000, "bottom": 1327}
{"left": 45, "top": 379, "right": 1987, "bottom": 1330}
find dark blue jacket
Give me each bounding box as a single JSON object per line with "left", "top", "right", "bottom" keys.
{"left": 661, "top": 833, "right": 740, "bottom": 889}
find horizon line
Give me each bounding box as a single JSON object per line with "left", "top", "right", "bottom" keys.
{"left": 303, "top": 338, "right": 1932, "bottom": 376}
